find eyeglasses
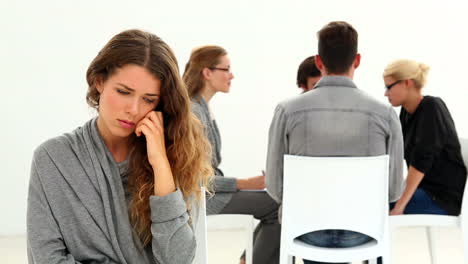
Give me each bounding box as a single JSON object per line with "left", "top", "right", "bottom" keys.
{"left": 209, "top": 67, "right": 231, "bottom": 73}
{"left": 385, "top": 80, "right": 401, "bottom": 90}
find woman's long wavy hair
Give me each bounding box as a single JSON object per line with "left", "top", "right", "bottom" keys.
{"left": 86, "top": 29, "right": 213, "bottom": 246}
{"left": 182, "top": 45, "right": 227, "bottom": 97}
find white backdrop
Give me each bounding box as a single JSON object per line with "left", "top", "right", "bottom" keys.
{"left": 2, "top": 0, "right": 467, "bottom": 235}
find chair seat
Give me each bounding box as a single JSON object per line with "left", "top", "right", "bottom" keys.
{"left": 391, "top": 215, "right": 459, "bottom": 227}
{"left": 388, "top": 138, "right": 468, "bottom": 264}
{"left": 290, "top": 239, "right": 383, "bottom": 263}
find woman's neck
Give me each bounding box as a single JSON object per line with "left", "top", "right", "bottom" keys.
{"left": 97, "top": 118, "right": 130, "bottom": 163}
{"left": 403, "top": 92, "right": 424, "bottom": 114}
{"left": 200, "top": 85, "right": 216, "bottom": 103}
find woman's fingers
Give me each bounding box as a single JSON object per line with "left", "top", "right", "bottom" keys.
{"left": 146, "top": 111, "right": 164, "bottom": 129}
{"left": 136, "top": 122, "right": 152, "bottom": 137}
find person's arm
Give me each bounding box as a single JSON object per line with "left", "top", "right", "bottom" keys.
{"left": 212, "top": 175, "right": 237, "bottom": 192}
{"left": 390, "top": 166, "right": 424, "bottom": 215}
{"left": 136, "top": 111, "right": 176, "bottom": 196}
{"left": 27, "top": 147, "right": 84, "bottom": 264}
{"left": 391, "top": 99, "right": 447, "bottom": 215}
{"left": 149, "top": 190, "right": 196, "bottom": 263}
{"left": 136, "top": 111, "right": 196, "bottom": 263}
{"left": 237, "top": 175, "right": 265, "bottom": 190}
{"left": 265, "top": 104, "right": 288, "bottom": 203}
{"left": 191, "top": 101, "right": 238, "bottom": 192}
{"left": 191, "top": 100, "right": 265, "bottom": 192}
{"left": 387, "top": 107, "right": 405, "bottom": 203}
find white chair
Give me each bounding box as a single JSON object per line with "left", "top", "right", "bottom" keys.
{"left": 390, "top": 138, "right": 468, "bottom": 264}
{"left": 280, "top": 155, "right": 390, "bottom": 264}
{"left": 207, "top": 214, "right": 255, "bottom": 264}
{"left": 194, "top": 187, "right": 208, "bottom": 264}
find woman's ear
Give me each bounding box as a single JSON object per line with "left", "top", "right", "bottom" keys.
{"left": 95, "top": 78, "right": 104, "bottom": 93}
{"left": 408, "top": 79, "right": 419, "bottom": 90}
{"left": 202, "top": 67, "right": 212, "bottom": 80}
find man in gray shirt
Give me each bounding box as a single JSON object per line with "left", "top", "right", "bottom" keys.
{"left": 265, "top": 21, "right": 404, "bottom": 264}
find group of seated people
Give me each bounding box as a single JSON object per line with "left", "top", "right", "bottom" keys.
{"left": 26, "top": 21, "right": 467, "bottom": 264}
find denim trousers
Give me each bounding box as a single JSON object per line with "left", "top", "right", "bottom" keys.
{"left": 298, "top": 229, "right": 373, "bottom": 264}
{"left": 301, "top": 188, "right": 448, "bottom": 264}
{"left": 391, "top": 188, "right": 448, "bottom": 215}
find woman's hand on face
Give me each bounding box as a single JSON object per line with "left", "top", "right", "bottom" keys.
{"left": 135, "top": 111, "right": 167, "bottom": 167}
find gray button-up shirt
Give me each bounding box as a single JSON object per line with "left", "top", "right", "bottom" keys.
{"left": 266, "top": 76, "right": 405, "bottom": 205}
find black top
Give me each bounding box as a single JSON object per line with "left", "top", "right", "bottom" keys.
{"left": 400, "top": 96, "right": 467, "bottom": 215}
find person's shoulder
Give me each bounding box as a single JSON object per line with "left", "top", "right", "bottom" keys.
{"left": 191, "top": 98, "right": 203, "bottom": 110}
{"left": 422, "top": 95, "right": 445, "bottom": 107}
{"left": 191, "top": 96, "right": 206, "bottom": 111}
{"left": 191, "top": 96, "right": 209, "bottom": 121}
{"left": 35, "top": 133, "right": 67, "bottom": 152}
{"left": 419, "top": 96, "right": 450, "bottom": 117}
{"left": 33, "top": 125, "right": 86, "bottom": 161}
{"left": 276, "top": 90, "right": 319, "bottom": 112}
{"left": 30, "top": 135, "right": 74, "bottom": 180}
{"left": 353, "top": 88, "right": 393, "bottom": 114}
{"left": 274, "top": 94, "right": 302, "bottom": 115}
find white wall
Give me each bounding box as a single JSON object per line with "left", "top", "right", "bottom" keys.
{"left": 2, "top": 0, "right": 467, "bottom": 235}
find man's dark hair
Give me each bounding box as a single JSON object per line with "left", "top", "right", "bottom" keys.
{"left": 317, "top": 21, "right": 358, "bottom": 74}
{"left": 296, "top": 56, "right": 320, "bottom": 87}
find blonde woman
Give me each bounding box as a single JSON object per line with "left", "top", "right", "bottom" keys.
{"left": 27, "top": 29, "right": 212, "bottom": 264}
{"left": 383, "top": 59, "right": 467, "bottom": 216}
{"left": 183, "top": 45, "right": 280, "bottom": 264}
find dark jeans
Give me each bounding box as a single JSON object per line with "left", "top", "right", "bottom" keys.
{"left": 299, "top": 230, "right": 373, "bottom": 264}
{"left": 219, "top": 191, "right": 281, "bottom": 264}
{"left": 300, "top": 189, "right": 448, "bottom": 264}
{"left": 391, "top": 188, "right": 448, "bottom": 215}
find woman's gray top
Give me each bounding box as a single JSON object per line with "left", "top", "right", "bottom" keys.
{"left": 27, "top": 118, "right": 198, "bottom": 264}
{"left": 191, "top": 96, "right": 238, "bottom": 214}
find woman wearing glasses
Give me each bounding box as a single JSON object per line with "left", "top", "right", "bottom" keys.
{"left": 383, "top": 59, "right": 466, "bottom": 216}
{"left": 183, "top": 45, "right": 280, "bottom": 264}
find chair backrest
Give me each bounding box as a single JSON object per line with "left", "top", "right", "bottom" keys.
{"left": 193, "top": 188, "right": 208, "bottom": 264}
{"left": 459, "top": 138, "right": 468, "bottom": 217}
{"left": 282, "top": 155, "right": 389, "bottom": 244}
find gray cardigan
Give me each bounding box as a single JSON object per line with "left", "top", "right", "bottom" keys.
{"left": 27, "top": 118, "right": 197, "bottom": 264}
{"left": 191, "top": 96, "right": 238, "bottom": 214}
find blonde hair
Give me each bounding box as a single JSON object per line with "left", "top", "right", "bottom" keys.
{"left": 383, "top": 59, "right": 430, "bottom": 89}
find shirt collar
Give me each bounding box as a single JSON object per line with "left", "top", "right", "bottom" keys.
{"left": 314, "top": 76, "right": 357, "bottom": 89}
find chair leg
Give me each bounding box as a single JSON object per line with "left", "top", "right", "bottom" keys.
{"left": 426, "top": 227, "right": 438, "bottom": 264}
{"left": 279, "top": 246, "right": 290, "bottom": 264}
{"left": 461, "top": 225, "right": 468, "bottom": 264}
{"left": 245, "top": 217, "right": 254, "bottom": 264}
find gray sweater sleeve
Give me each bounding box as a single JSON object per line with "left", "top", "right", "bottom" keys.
{"left": 150, "top": 190, "right": 196, "bottom": 264}
{"left": 191, "top": 99, "right": 237, "bottom": 193}
{"left": 213, "top": 176, "right": 237, "bottom": 192}
{"left": 265, "top": 104, "right": 288, "bottom": 203}
{"left": 387, "top": 107, "right": 405, "bottom": 202}
{"left": 27, "top": 149, "right": 84, "bottom": 264}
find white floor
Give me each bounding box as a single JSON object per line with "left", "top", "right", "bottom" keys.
{"left": 0, "top": 226, "right": 464, "bottom": 263}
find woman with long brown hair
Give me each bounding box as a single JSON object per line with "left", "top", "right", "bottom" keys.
{"left": 183, "top": 45, "right": 281, "bottom": 264}
{"left": 26, "top": 29, "right": 212, "bottom": 264}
